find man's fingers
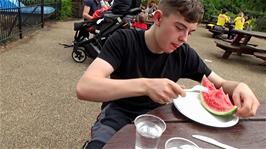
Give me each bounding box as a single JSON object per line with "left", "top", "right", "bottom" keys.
{"left": 171, "top": 82, "right": 186, "bottom": 97}
{"left": 233, "top": 93, "right": 245, "bottom": 116}
{"left": 236, "top": 95, "right": 253, "bottom": 117}
{"left": 232, "top": 92, "right": 241, "bottom": 108}
{"left": 251, "top": 100, "right": 260, "bottom": 116}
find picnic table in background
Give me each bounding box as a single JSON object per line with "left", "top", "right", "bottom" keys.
{"left": 103, "top": 102, "right": 266, "bottom": 149}
{"left": 215, "top": 30, "right": 266, "bottom": 62}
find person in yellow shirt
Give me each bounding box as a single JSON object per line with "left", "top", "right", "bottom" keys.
{"left": 244, "top": 16, "right": 253, "bottom": 31}
{"left": 234, "top": 12, "right": 245, "bottom": 30}
{"left": 216, "top": 9, "right": 230, "bottom": 27}
{"left": 209, "top": 9, "right": 230, "bottom": 38}
{"left": 228, "top": 11, "right": 245, "bottom": 39}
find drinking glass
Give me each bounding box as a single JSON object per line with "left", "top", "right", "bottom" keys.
{"left": 165, "top": 137, "right": 200, "bottom": 149}
{"left": 134, "top": 114, "right": 166, "bottom": 149}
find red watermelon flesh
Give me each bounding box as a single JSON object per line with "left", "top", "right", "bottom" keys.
{"left": 201, "top": 76, "right": 237, "bottom": 116}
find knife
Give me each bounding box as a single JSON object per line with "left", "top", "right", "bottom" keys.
{"left": 192, "top": 135, "right": 237, "bottom": 149}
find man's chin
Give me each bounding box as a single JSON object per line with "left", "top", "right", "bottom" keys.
{"left": 164, "top": 49, "right": 176, "bottom": 54}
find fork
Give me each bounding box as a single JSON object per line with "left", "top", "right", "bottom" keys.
{"left": 184, "top": 85, "right": 208, "bottom": 93}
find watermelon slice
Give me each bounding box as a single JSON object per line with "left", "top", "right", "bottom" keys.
{"left": 200, "top": 76, "right": 237, "bottom": 116}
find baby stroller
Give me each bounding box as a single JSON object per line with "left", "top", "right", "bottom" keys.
{"left": 71, "top": 7, "right": 141, "bottom": 63}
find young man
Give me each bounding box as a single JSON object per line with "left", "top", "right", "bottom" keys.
{"left": 82, "top": 0, "right": 101, "bottom": 20}
{"left": 77, "top": 0, "right": 260, "bottom": 148}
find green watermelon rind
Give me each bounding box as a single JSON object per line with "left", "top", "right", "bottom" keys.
{"left": 200, "top": 93, "right": 237, "bottom": 116}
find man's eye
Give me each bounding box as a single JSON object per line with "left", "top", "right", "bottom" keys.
{"left": 176, "top": 26, "right": 182, "bottom": 30}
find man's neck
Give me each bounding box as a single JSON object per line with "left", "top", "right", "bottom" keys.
{"left": 144, "top": 27, "right": 164, "bottom": 54}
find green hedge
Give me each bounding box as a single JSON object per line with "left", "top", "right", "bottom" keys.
{"left": 59, "top": 0, "right": 72, "bottom": 20}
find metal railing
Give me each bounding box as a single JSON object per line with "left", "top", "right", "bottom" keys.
{"left": 0, "top": 0, "right": 61, "bottom": 43}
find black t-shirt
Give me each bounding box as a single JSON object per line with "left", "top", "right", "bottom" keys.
{"left": 84, "top": 0, "right": 101, "bottom": 16}
{"left": 111, "top": 0, "right": 141, "bottom": 14}
{"left": 98, "top": 29, "right": 212, "bottom": 113}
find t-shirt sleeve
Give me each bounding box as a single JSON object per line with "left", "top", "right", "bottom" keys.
{"left": 84, "top": 0, "right": 92, "bottom": 6}
{"left": 182, "top": 45, "right": 212, "bottom": 82}
{"left": 98, "top": 30, "right": 127, "bottom": 70}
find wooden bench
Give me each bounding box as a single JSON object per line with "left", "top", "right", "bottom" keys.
{"left": 243, "top": 45, "right": 266, "bottom": 53}
{"left": 221, "top": 38, "right": 258, "bottom": 47}
{"left": 215, "top": 40, "right": 241, "bottom": 58}
{"left": 254, "top": 52, "right": 266, "bottom": 62}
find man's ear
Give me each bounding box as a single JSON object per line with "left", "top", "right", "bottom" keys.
{"left": 153, "top": 10, "right": 163, "bottom": 26}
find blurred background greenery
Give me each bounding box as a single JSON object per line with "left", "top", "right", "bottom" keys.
{"left": 60, "top": 0, "right": 265, "bottom": 31}
{"left": 199, "top": 0, "right": 266, "bottom": 31}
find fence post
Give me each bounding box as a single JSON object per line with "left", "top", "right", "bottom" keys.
{"left": 41, "top": 0, "right": 44, "bottom": 28}
{"left": 18, "top": 0, "right": 23, "bottom": 39}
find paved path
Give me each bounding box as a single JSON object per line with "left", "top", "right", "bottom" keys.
{"left": 0, "top": 20, "right": 265, "bottom": 148}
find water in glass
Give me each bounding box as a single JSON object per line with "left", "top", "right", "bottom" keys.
{"left": 135, "top": 121, "right": 163, "bottom": 149}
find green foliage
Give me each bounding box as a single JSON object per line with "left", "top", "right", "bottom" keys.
{"left": 59, "top": 0, "right": 72, "bottom": 20}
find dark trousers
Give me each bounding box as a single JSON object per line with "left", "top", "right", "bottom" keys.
{"left": 83, "top": 103, "right": 148, "bottom": 149}
{"left": 227, "top": 26, "right": 235, "bottom": 40}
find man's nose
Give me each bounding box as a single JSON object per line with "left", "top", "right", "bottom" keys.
{"left": 178, "top": 31, "right": 189, "bottom": 42}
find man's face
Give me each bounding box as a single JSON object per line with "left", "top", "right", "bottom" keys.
{"left": 154, "top": 12, "right": 198, "bottom": 53}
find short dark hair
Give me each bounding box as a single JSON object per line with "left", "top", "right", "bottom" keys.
{"left": 221, "top": 8, "right": 227, "bottom": 14}
{"left": 158, "top": 0, "right": 204, "bottom": 23}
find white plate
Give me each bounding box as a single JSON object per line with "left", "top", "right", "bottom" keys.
{"left": 173, "top": 92, "right": 239, "bottom": 128}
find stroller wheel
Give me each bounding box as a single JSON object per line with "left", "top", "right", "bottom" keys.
{"left": 72, "top": 47, "right": 87, "bottom": 63}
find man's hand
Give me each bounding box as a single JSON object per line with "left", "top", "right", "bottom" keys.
{"left": 232, "top": 83, "right": 260, "bottom": 117}
{"left": 145, "top": 78, "right": 186, "bottom": 104}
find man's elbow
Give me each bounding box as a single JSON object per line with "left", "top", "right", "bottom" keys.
{"left": 82, "top": 13, "right": 87, "bottom": 19}
{"left": 83, "top": 13, "right": 92, "bottom": 20}
{"left": 76, "top": 84, "right": 88, "bottom": 101}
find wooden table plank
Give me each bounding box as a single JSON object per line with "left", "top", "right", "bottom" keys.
{"left": 104, "top": 121, "right": 266, "bottom": 149}
{"left": 234, "top": 30, "right": 266, "bottom": 39}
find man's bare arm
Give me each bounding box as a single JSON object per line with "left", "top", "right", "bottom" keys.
{"left": 208, "top": 72, "right": 259, "bottom": 117}
{"left": 82, "top": 5, "right": 93, "bottom": 20}
{"left": 76, "top": 58, "right": 185, "bottom": 103}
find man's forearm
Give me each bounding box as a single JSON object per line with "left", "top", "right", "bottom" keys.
{"left": 76, "top": 77, "right": 147, "bottom": 102}
{"left": 220, "top": 80, "right": 240, "bottom": 95}
{"left": 208, "top": 72, "right": 240, "bottom": 96}
{"left": 83, "top": 13, "right": 93, "bottom": 20}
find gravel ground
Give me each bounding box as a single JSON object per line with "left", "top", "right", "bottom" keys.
{"left": 0, "top": 20, "right": 265, "bottom": 148}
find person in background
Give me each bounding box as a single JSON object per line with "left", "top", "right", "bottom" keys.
{"left": 91, "top": 0, "right": 111, "bottom": 19}
{"left": 228, "top": 11, "right": 245, "bottom": 39}
{"left": 216, "top": 8, "right": 230, "bottom": 27}
{"left": 234, "top": 11, "right": 245, "bottom": 30}
{"left": 132, "top": 12, "right": 148, "bottom": 30}
{"left": 244, "top": 15, "right": 253, "bottom": 31}
{"left": 145, "top": 1, "right": 158, "bottom": 15}
{"left": 144, "top": 0, "right": 158, "bottom": 19}
{"left": 83, "top": 0, "right": 101, "bottom": 20}
{"left": 78, "top": 0, "right": 259, "bottom": 148}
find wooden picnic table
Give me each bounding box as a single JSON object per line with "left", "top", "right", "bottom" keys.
{"left": 215, "top": 30, "right": 266, "bottom": 61}
{"left": 104, "top": 102, "right": 266, "bottom": 148}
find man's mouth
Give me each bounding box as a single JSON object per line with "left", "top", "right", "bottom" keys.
{"left": 171, "top": 42, "right": 181, "bottom": 49}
